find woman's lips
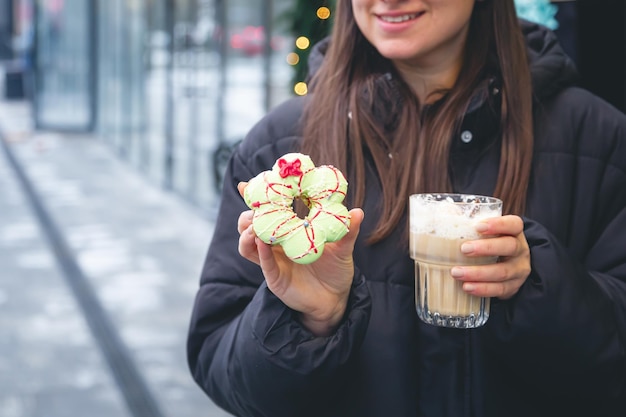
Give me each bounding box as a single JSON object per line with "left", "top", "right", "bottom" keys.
{"left": 378, "top": 12, "right": 422, "bottom": 23}
{"left": 376, "top": 11, "right": 425, "bottom": 32}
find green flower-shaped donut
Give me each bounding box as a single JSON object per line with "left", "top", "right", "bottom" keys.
{"left": 243, "top": 153, "right": 351, "bottom": 264}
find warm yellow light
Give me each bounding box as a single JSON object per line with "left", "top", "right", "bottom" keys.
{"left": 286, "top": 52, "right": 300, "bottom": 66}
{"left": 294, "top": 82, "right": 308, "bottom": 96}
{"left": 317, "top": 7, "right": 331, "bottom": 20}
{"left": 295, "top": 36, "right": 310, "bottom": 50}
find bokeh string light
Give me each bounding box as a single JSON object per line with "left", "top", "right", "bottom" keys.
{"left": 287, "top": 3, "right": 335, "bottom": 96}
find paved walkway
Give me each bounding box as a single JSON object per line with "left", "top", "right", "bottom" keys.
{"left": 0, "top": 96, "right": 232, "bottom": 417}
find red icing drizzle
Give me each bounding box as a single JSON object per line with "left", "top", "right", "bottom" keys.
{"left": 304, "top": 224, "right": 317, "bottom": 255}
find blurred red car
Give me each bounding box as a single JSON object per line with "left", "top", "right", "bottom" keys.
{"left": 230, "top": 26, "right": 284, "bottom": 56}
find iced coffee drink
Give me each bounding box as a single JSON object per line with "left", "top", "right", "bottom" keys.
{"left": 409, "top": 193, "right": 502, "bottom": 328}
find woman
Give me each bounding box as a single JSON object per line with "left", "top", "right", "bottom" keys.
{"left": 187, "top": 1, "right": 626, "bottom": 416}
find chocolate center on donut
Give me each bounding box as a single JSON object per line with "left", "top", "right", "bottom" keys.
{"left": 294, "top": 197, "right": 311, "bottom": 220}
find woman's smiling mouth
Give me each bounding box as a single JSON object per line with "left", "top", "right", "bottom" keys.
{"left": 378, "top": 12, "right": 424, "bottom": 23}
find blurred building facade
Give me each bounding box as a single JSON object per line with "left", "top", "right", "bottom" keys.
{"left": 3, "top": 0, "right": 296, "bottom": 213}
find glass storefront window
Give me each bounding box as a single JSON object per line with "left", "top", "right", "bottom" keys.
{"left": 97, "top": 0, "right": 147, "bottom": 166}
{"left": 34, "top": 0, "right": 94, "bottom": 130}
{"left": 33, "top": 0, "right": 297, "bottom": 215}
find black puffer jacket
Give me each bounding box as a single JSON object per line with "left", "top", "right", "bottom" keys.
{"left": 187, "top": 22, "right": 626, "bottom": 417}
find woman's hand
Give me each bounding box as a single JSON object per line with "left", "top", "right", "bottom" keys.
{"left": 237, "top": 182, "right": 365, "bottom": 336}
{"left": 450, "top": 215, "right": 531, "bottom": 300}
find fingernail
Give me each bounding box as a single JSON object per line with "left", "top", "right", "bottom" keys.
{"left": 451, "top": 267, "right": 464, "bottom": 278}
{"left": 461, "top": 243, "right": 474, "bottom": 254}
{"left": 475, "top": 222, "right": 489, "bottom": 233}
{"left": 463, "top": 283, "right": 475, "bottom": 292}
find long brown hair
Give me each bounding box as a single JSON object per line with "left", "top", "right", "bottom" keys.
{"left": 300, "top": 0, "right": 533, "bottom": 243}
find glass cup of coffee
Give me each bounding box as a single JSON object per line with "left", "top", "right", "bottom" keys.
{"left": 409, "top": 193, "right": 502, "bottom": 328}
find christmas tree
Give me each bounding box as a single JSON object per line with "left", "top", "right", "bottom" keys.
{"left": 286, "top": 0, "right": 335, "bottom": 95}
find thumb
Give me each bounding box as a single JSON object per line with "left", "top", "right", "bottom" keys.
{"left": 335, "top": 208, "right": 364, "bottom": 253}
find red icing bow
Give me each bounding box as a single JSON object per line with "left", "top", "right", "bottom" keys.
{"left": 278, "top": 158, "right": 303, "bottom": 178}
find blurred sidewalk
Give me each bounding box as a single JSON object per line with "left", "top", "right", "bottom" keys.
{"left": 0, "top": 95, "right": 232, "bottom": 416}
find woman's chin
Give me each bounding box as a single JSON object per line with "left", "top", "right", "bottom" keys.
{"left": 375, "top": 43, "right": 423, "bottom": 63}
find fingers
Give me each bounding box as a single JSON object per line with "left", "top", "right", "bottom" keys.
{"left": 452, "top": 261, "right": 513, "bottom": 284}
{"left": 452, "top": 254, "right": 531, "bottom": 300}
{"left": 461, "top": 280, "right": 513, "bottom": 300}
{"left": 256, "top": 237, "right": 284, "bottom": 292}
{"left": 476, "top": 215, "right": 524, "bottom": 236}
{"left": 238, "top": 224, "right": 260, "bottom": 264}
{"left": 452, "top": 261, "right": 525, "bottom": 299}
{"left": 460, "top": 235, "right": 520, "bottom": 258}
{"left": 453, "top": 214, "right": 530, "bottom": 299}
{"left": 238, "top": 210, "right": 259, "bottom": 264}
{"left": 237, "top": 210, "right": 253, "bottom": 234}
{"left": 463, "top": 215, "right": 526, "bottom": 258}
